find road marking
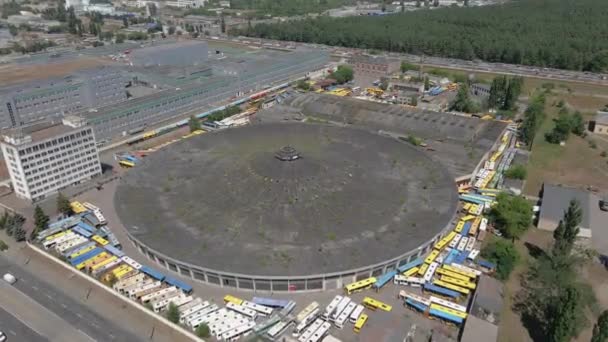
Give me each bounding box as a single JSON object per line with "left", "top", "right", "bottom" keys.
{"left": 31, "top": 286, "right": 38, "bottom": 291}
{"left": 76, "top": 313, "right": 83, "bottom": 318}
{"left": 77, "top": 329, "right": 97, "bottom": 342}
{"left": 8, "top": 330, "right": 16, "bottom": 336}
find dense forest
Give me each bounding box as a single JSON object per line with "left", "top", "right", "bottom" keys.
{"left": 235, "top": 0, "right": 608, "bottom": 71}
{"left": 227, "top": 0, "right": 360, "bottom": 17}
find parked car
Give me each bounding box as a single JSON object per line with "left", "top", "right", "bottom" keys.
{"left": 3, "top": 273, "right": 16, "bottom": 284}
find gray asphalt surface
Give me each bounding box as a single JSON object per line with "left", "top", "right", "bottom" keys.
{"left": 0, "top": 306, "right": 48, "bottom": 342}
{"left": 0, "top": 254, "right": 143, "bottom": 342}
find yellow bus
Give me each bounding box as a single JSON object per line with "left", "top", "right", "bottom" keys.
{"left": 70, "top": 201, "right": 87, "bottom": 214}
{"left": 435, "top": 268, "right": 472, "bottom": 282}
{"left": 469, "top": 217, "right": 482, "bottom": 236}
{"left": 462, "top": 203, "right": 472, "bottom": 211}
{"left": 91, "top": 235, "right": 109, "bottom": 246}
{"left": 119, "top": 160, "right": 135, "bottom": 168}
{"left": 362, "top": 297, "right": 392, "bottom": 312}
{"left": 114, "top": 266, "right": 134, "bottom": 279}
{"left": 90, "top": 256, "right": 118, "bottom": 272}
{"left": 434, "top": 232, "right": 456, "bottom": 251}
{"left": 143, "top": 130, "right": 157, "bottom": 139}
{"left": 404, "top": 267, "right": 420, "bottom": 277}
{"left": 461, "top": 215, "right": 476, "bottom": 221}
{"left": 354, "top": 313, "right": 368, "bottom": 333}
{"left": 76, "top": 252, "right": 109, "bottom": 270}
{"left": 440, "top": 276, "right": 476, "bottom": 290}
{"left": 454, "top": 220, "right": 465, "bottom": 233}
{"left": 442, "top": 264, "right": 478, "bottom": 279}
{"left": 417, "top": 263, "right": 429, "bottom": 277}
{"left": 69, "top": 245, "right": 96, "bottom": 259}
{"left": 224, "top": 295, "right": 244, "bottom": 305}
{"left": 433, "top": 280, "right": 470, "bottom": 295}
{"left": 345, "top": 277, "right": 377, "bottom": 295}
{"left": 45, "top": 231, "right": 67, "bottom": 241}
{"left": 430, "top": 303, "right": 468, "bottom": 319}
{"left": 425, "top": 250, "right": 440, "bottom": 264}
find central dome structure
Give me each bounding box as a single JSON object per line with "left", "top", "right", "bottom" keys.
{"left": 115, "top": 122, "right": 458, "bottom": 291}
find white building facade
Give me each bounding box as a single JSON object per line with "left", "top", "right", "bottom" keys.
{"left": 1, "top": 118, "right": 102, "bottom": 202}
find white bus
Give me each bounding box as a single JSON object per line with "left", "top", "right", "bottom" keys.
{"left": 467, "top": 249, "right": 480, "bottom": 261}
{"left": 435, "top": 249, "right": 450, "bottom": 264}
{"left": 126, "top": 280, "right": 162, "bottom": 299}
{"left": 181, "top": 303, "right": 217, "bottom": 325}
{"left": 211, "top": 317, "right": 251, "bottom": 339}
{"left": 322, "top": 295, "right": 342, "bottom": 320}
{"left": 82, "top": 202, "right": 99, "bottom": 211}
{"left": 92, "top": 258, "right": 122, "bottom": 277}
{"left": 296, "top": 302, "right": 319, "bottom": 323}
{"left": 226, "top": 302, "right": 258, "bottom": 320}
{"left": 465, "top": 237, "right": 476, "bottom": 252}
{"left": 179, "top": 299, "right": 208, "bottom": 319}
{"left": 457, "top": 237, "right": 469, "bottom": 251}
{"left": 330, "top": 296, "right": 351, "bottom": 322}
{"left": 43, "top": 232, "right": 76, "bottom": 249}
{"left": 152, "top": 292, "right": 184, "bottom": 313}
{"left": 335, "top": 302, "right": 356, "bottom": 329}
{"left": 170, "top": 295, "right": 193, "bottom": 308}
{"left": 187, "top": 307, "right": 227, "bottom": 329}
{"left": 140, "top": 286, "right": 178, "bottom": 304}
{"left": 121, "top": 256, "right": 143, "bottom": 270}
{"left": 306, "top": 321, "right": 331, "bottom": 342}
{"left": 92, "top": 209, "right": 107, "bottom": 225}
{"left": 322, "top": 335, "right": 342, "bottom": 342}
{"left": 298, "top": 318, "right": 323, "bottom": 342}
{"left": 349, "top": 305, "right": 364, "bottom": 324}
{"left": 423, "top": 262, "right": 439, "bottom": 283}
{"left": 56, "top": 236, "right": 88, "bottom": 253}
{"left": 267, "top": 320, "right": 293, "bottom": 340}
{"left": 179, "top": 298, "right": 204, "bottom": 313}
{"left": 480, "top": 218, "right": 488, "bottom": 232}
{"left": 403, "top": 291, "right": 432, "bottom": 306}
{"left": 293, "top": 308, "right": 320, "bottom": 337}
{"left": 448, "top": 234, "right": 462, "bottom": 249}
{"left": 113, "top": 273, "right": 147, "bottom": 291}
{"left": 221, "top": 321, "right": 256, "bottom": 341}
{"left": 450, "top": 263, "right": 482, "bottom": 276}
{"left": 394, "top": 275, "right": 425, "bottom": 287}
{"left": 242, "top": 300, "right": 273, "bottom": 316}
{"left": 429, "top": 296, "right": 467, "bottom": 313}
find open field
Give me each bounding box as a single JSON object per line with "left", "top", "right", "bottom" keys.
{"left": 523, "top": 96, "right": 608, "bottom": 196}
{"left": 0, "top": 56, "right": 114, "bottom": 85}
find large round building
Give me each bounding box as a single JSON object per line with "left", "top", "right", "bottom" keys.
{"left": 115, "top": 122, "right": 459, "bottom": 292}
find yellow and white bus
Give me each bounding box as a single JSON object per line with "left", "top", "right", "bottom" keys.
{"left": 344, "top": 277, "right": 376, "bottom": 295}
{"left": 223, "top": 295, "right": 244, "bottom": 305}
{"left": 91, "top": 235, "right": 109, "bottom": 246}
{"left": 454, "top": 220, "right": 465, "bottom": 233}
{"left": 404, "top": 267, "right": 420, "bottom": 277}
{"left": 433, "top": 279, "right": 470, "bottom": 295}
{"left": 435, "top": 268, "right": 472, "bottom": 282}
{"left": 417, "top": 263, "right": 429, "bottom": 277}
{"left": 353, "top": 313, "right": 368, "bottom": 333}
{"left": 424, "top": 250, "right": 440, "bottom": 265}
{"left": 434, "top": 232, "right": 456, "bottom": 251}
{"left": 440, "top": 275, "right": 477, "bottom": 290}
{"left": 442, "top": 264, "right": 478, "bottom": 279}
{"left": 362, "top": 297, "right": 392, "bottom": 312}
{"left": 70, "top": 201, "right": 87, "bottom": 214}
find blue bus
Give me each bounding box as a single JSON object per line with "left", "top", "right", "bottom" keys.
{"left": 429, "top": 307, "right": 464, "bottom": 325}
{"left": 397, "top": 258, "right": 424, "bottom": 273}
{"left": 252, "top": 297, "right": 291, "bottom": 308}
{"left": 164, "top": 276, "right": 193, "bottom": 294}
{"left": 69, "top": 248, "right": 103, "bottom": 267}
{"left": 71, "top": 226, "right": 93, "bottom": 239}
{"left": 405, "top": 298, "right": 428, "bottom": 313}
{"left": 77, "top": 222, "right": 96, "bottom": 234}
{"left": 62, "top": 241, "right": 95, "bottom": 257}
{"left": 373, "top": 270, "right": 397, "bottom": 291}
{"left": 423, "top": 283, "right": 460, "bottom": 300}
{"left": 103, "top": 245, "right": 126, "bottom": 258}
{"left": 140, "top": 265, "right": 166, "bottom": 281}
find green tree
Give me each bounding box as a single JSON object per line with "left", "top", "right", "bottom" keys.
{"left": 410, "top": 95, "right": 418, "bottom": 106}
{"left": 330, "top": 65, "right": 354, "bottom": 84}
{"left": 450, "top": 83, "right": 476, "bottom": 113}
{"left": 32, "top": 205, "right": 49, "bottom": 240}
{"left": 481, "top": 238, "right": 519, "bottom": 280}
{"left": 546, "top": 111, "right": 573, "bottom": 144}
{"left": 195, "top": 323, "right": 210, "bottom": 338}
{"left": 570, "top": 111, "right": 585, "bottom": 136}
{"left": 0, "top": 211, "right": 8, "bottom": 230}
{"left": 220, "top": 15, "right": 226, "bottom": 33}
{"left": 489, "top": 193, "right": 533, "bottom": 241}
{"left": 168, "top": 26, "right": 176, "bottom": 35}
{"left": 504, "top": 164, "right": 527, "bottom": 180}
{"left": 8, "top": 24, "right": 18, "bottom": 37}
{"left": 296, "top": 79, "right": 310, "bottom": 91}
{"left": 188, "top": 115, "right": 201, "bottom": 133}
{"left": 521, "top": 93, "right": 546, "bottom": 147}
{"left": 57, "top": 192, "right": 72, "bottom": 216}
{"left": 591, "top": 310, "right": 608, "bottom": 342}
{"left": 400, "top": 61, "right": 416, "bottom": 73}
{"left": 115, "top": 33, "right": 126, "bottom": 44}
{"left": 122, "top": 16, "right": 129, "bottom": 28}
{"left": 547, "top": 286, "right": 581, "bottom": 342}
{"left": 424, "top": 76, "right": 430, "bottom": 91}
{"left": 67, "top": 6, "right": 78, "bottom": 34}
{"left": 552, "top": 200, "right": 582, "bottom": 257}
{"left": 166, "top": 302, "right": 180, "bottom": 323}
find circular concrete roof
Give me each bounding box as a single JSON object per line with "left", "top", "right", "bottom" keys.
{"left": 115, "top": 122, "right": 458, "bottom": 277}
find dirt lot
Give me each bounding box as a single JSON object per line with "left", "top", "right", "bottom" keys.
{"left": 0, "top": 56, "right": 113, "bottom": 85}
{"left": 498, "top": 228, "right": 608, "bottom": 342}
{"left": 524, "top": 95, "right": 608, "bottom": 196}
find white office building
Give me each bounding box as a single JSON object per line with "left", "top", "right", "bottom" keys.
{"left": 0, "top": 117, "right": 102, "bottom": 202}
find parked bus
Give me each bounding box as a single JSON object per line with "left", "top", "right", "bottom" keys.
{"left": 429, "top": 296, "right": 467, "bottom": 313}
{"left": 448, "top": 234, "right": 462, "bottom": 249}
{"left": 243, "top": 300, "right": 273, "bottom": 316}
{"left": 224, "top": 295, "right": 244, "bottom": 305}
{"left": 394, "top": 275, "right": 425, "bottom": 287}
{"left": 119, "top": 160, "right": 135, "bottom": 168}
{"left": 345, "top": 277, "right": 376, "bottom": 295}
{"left": 349, "top": 304, "right": 364, "bottom": 324}
{"left": 297, "top": 318, "right": 324, "bottom": 342}
{"left": 91, "top": 235, "right": 109, "bottom": 246}
{"left": 308, "top": 321, "right": 331, "bottom": 342}
{"left": 454, "top": 220, "right": 465, "bottom": 233}
{"left": 373, "top": 272, "right": 396, "bottom": 291}
{"left": 330, "top": 297, "right": 351, "bottom": 322}
{"left": 417, "top": 263, "right": 429, "bottom": 277}
{"left": 434, "top": 232, "right": 457, "bottom": 251}
{"left": 424, "top": 250, "right": 440, "bottom": 265}
{"left": 164, "top": 276, "right": 193, "bottom": 294}
{"left": 253, "top": 297, "right": 291, "bottom": 308}
{"left": 423, "top": 262, "right": 439, "bottom": 283}
{"left": 293, "top": 308, "right": 320, "bottom": 337}
{"left": 403, "top": 267, "right": 419, "bottom": 277}
{"left": 296, "top": 302, "right": 319, "bottom": 323}
{"left": 429, "top": 304, "right": 467, "bottom": 325}
{"left": 435, "top": 268, "right": 472, "bottom": 282}
{"left": 70, "top": 201, "right": 87, "bottom": 214}
{"left": 353, "top": 314, "right": 368, "bottom": 333}
{"left": 422, "top": 283, "right": 461, "bottom": 301}
{"left": 405, "top": 298, "right": 429, "bottom": 313}
{"left": 76, "top": 252, "right": 109, "bottom": 270}
{"left": 468, "top": 249, "right": 480, "bottom": 261}
{"left": 396, "top": 258, "right": 423, "bottom": 273}
{"left": 267, "top": 320, "right": 292, "bottom": 340}
{"left": 362, "top": 297, "right": 391, "bottom": 312}
{"left": 322, "top": 295, "right": 343, "bottom": 320}
{"left": 442, "top": 264, "right": 480, "bottom": 279}
{"left": 69, "top": 248, "right": 103, "bottom": 267}
{"left": 433, "top": 279, "right": 470, "bottom": 295}
{"left": 335, "top": 302, "right": 357, "bottom": 329}
{"left": 279, "top": 301, "right": 296, "bottom": 317}
{"left": 226, "top": 302, "right": 258, "bottom": 320}
{"left": 121, "top": 256, "right": 142, "bottom": 270}
{"left": 440, "top": 276, "right": 477, "bottom": 290}
{"left": 113, "top": 273, "right": 147, "bottom": 291}
{"left": 89, "top": 255, "right": 118, "bottom": 273}
{"left": 221, "top": 321, "right": 256, "bottom": 342}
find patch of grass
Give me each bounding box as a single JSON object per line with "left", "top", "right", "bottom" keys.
{"left": 326, "top": 232, "right": 336, "bottom": 241}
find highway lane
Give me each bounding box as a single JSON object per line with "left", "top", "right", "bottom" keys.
{"left": 0, "top": 306, "right": 48, "bottom": 342}
{"left": 0, "top": 255, "right": 143, "bottom": 342}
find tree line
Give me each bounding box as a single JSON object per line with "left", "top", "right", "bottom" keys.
{"left": 236, "top": 0, "right": 608, "bottom": 72}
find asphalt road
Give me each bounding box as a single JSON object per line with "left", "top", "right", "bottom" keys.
{"left": 0, "top": 254, "right": 143, "bottom": 342}
{"left": 0, "top": 306, "right": 48, "bottom": 342}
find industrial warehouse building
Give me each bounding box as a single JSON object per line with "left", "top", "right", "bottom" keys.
{"left": 0, "top": 117, "right": 102, "bottom": 202}
{"left": 590, "top": 111, "right": 608, "bottom": 136}
{"left": 0, "top": 66, "right": 127, "bottom": 130}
